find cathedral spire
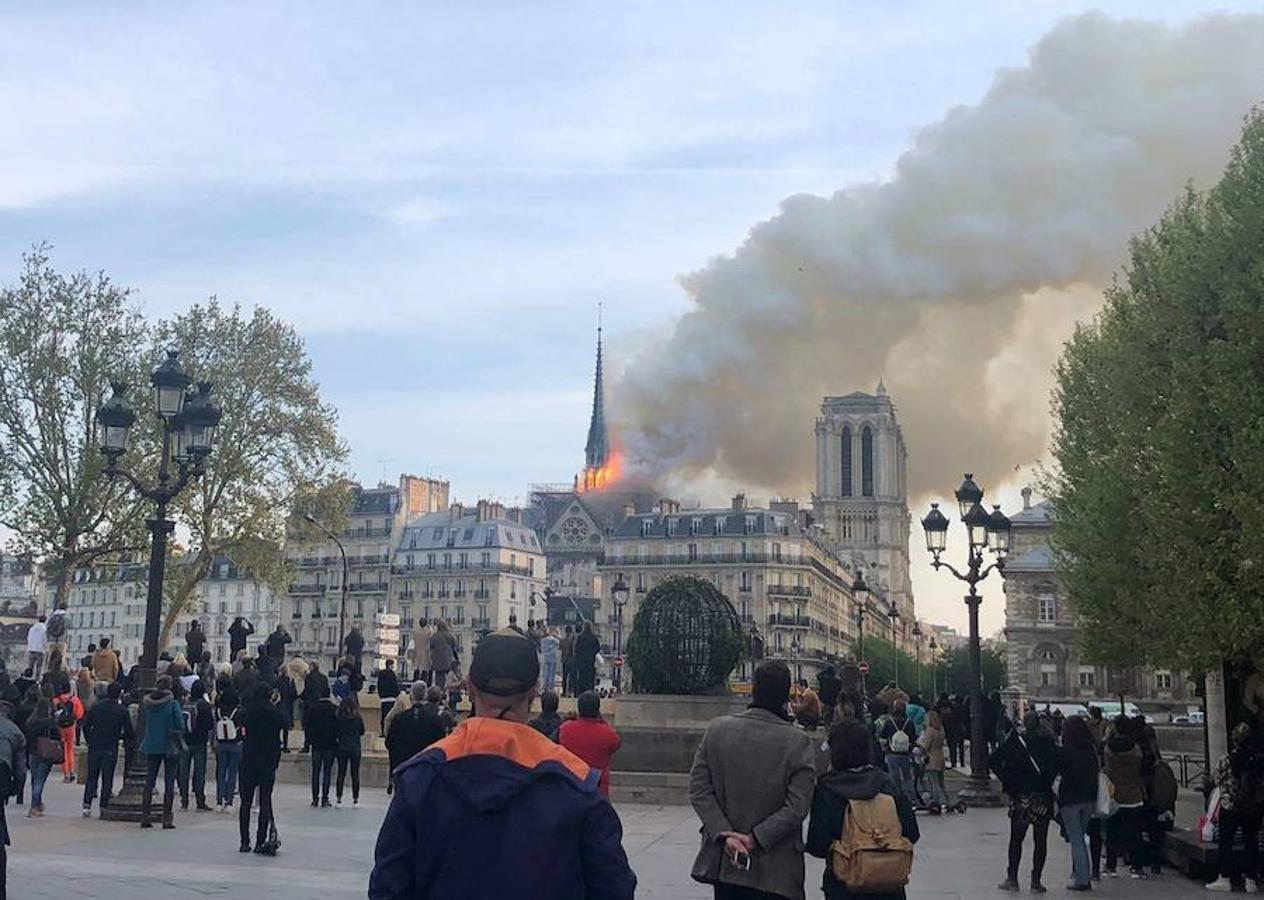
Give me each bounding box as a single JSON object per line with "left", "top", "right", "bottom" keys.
{"left": 584, "top": 307, "right": 610, "bottom": 470}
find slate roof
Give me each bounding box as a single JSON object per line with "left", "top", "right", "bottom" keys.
{"left": 1004, "top": 544, "right": 1054, "bottom": 573}
{"left": 1010, "top": 499, "right": 1053, "bottom": 526}
{"left": 611, "top": 507, "right": 801, "bottom": 540}
{"left": 351, "top": 485, "right": 399, "bottom": 517}
{"left": 400, "top": 511, "right": 542, "bottom": 552}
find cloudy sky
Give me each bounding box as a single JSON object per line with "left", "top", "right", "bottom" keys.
{"left": 1, "top": 1, "right": 1255, "bottom": 634}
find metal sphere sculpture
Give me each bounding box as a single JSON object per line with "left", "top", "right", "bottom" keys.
{"left": 625, "top": 575, "right": 744, "bottom": 694}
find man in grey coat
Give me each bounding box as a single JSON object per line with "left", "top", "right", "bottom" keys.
{"left": 690, "top": 660, "right": 816, "bottom": 900}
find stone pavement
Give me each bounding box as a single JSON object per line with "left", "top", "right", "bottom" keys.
{"left": 5, "top": 777, "right": 1210, "bottom": 898}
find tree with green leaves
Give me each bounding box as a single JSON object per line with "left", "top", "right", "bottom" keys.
{"left": 151, "top": 300, "right": 347, "bottom": 650}
{"left": 0, "top": 247, "right": 149, "bottom": 607}
{"left": 855, "top": 633, "right": 1005, "bottom": 698}
{"left": 1050, "top": 110, "right": 1264, "bottom": 673}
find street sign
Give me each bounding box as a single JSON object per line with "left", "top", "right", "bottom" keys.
{"left": 375, "top": 613, "right": 401, "bottom": 627}
{"left": 376, "top": 643, "right": 400, "bottom": 658}
{"left": 376, "top": 628, "right": 400, "bottom": 643}
{"left": 614, "top": 656, "right": 624, "bottom": 668}
{"left": 858, "top": 660, "right": 870, "bottom": 675}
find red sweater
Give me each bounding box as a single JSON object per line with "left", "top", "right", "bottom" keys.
{"left": 558, "top": 718, "right": 621, "bottom": 797}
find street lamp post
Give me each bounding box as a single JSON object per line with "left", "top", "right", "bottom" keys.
{"left": 852, "top": 571, "right": 868, "bottom": 699}
{"left": 912, "top": 621, "right": 923, "bottom": 694}
{"left": 304, "top": 514, "right": 349, "bottom": 667}
{"left": 611, "top": 574, "right": 629, "bottom": 692}
{"left": 95, "top": 352, "right": 221, "bottom": 823}
{"left": 886, "top": 601, "right": 899, "bottom": 689}
{"left": 929, "top": 635, "right": 939, "bottom": 697}
{"left": 920, "top": 473, "right": 1011, "bottom": 807}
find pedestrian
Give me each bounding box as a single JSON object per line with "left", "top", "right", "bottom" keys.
{"left": 74, "top": 663, "right": 95, "bottom": 745}
{"left": 990, "top": 711, "right": 1058, "bottom": 892}
{"left": 236, "top": 683, "right": 284, "bottom": 855}
{"left": 375, "top": 659, "right": 399, "bottom": 736}
{"left": 410, "top": 618, "right": 432, "bottom": 685}
{"left": 918, "top": 709, "right": 949, "bottom": 812}
{"left": 332, "top": 662, "right": 358, "bottom": 704}
{"left": 139, "top": 674, "right": 185, "bottom": 829}
{"left": 1103, "top": 715, "right": 1148, "bottom": 877}
{"left": 385, "top": 683, "right": 445, "bottom": 785}
{"left": 305, "top": 693, "right": 338, "bottom": 807}
{"left": 428, "top": 621, "right": 458, "bottom": 685}
{"left": 300, "top": 660, "right": 330, "bottom": 753}
{"left": 276, "top": 665, "right": 297, "bottom": 753}
{"left": 81, "top": 681, "right": 135, "bottom": 817}
{"left": 370, "top": 628, "right": 636, "bottom": 900}
{"left": 444, "top": 660, "right": 463, "bottom": 712}
{"left": 806, "top": 717, "right": 920, "bottom": 900}
{"left": 1086, "top": 706, "right": 1107, "bottom": 753}
{"left": 92, "top": 637, "right": 120, "bottom": 684}
{"left": 185, "top": 620, "right": 206, "bottom": 664}
{"left": 1058, "top": 715, "right": 1100, "bottom": 891}
{"left": 423, "top": 685, "right": 456, "bottom": 734}
{"left": 528, "top": 689, "right": 563, "bottom": 741}
{"left": 950, "top": 695, "right": 969, "bottom": 767}
{"left": 43, "top": 607, "right": 69, "bottom": 667}
{"left": 25, "top": 616, "right": 47, "bottom": 678}
{"left": 0, "top": 700, "right": 26, "bottom": 894}
{"left": 905, "top": 694, "right": 927, "bottom": 734}
{"left": 214, "top": 672, "right": 242, "bottom": 813}
{"left": 559, "top": 690, "right": 621, "bottom": 797}
{"left": 229, "top": 616, "right": 255, "bottom": 661}
{"left": 343, "top": 627, "right": 365, "bottom": 674}
{"left": 178, "top": 680, "right": 214, "bottom": 811}
{"left": 574, "top": 621, "right": 600, "bottom": 694}
{"left": 876, "top": 699, "right": 919, "bottom": 808}
{"left": 817, "top": 665, "right": 842, "bottom": 729}
{"left": 13, "top": 669, "right": 35, "bottom": 704}
{"left": 265, "top": 624, "right": 292, "bottom": 667}
{"left": 232, "top": 656, "right": 260, "bottom": 697}
{"left": 334, "top": 696, "right": 364, "bottom": 806}
{"left": 689, "top": 659, "right": 816, "bottom": 900}
{"left": 23, "top": 699, "right": 59, "bottom": 817}
{"left": 40, "top": 648, "right": 71, "bottom": 697}
{"left": 52, "top": 685, "right": 83, "bottom": 782}
{"left": 560, "top": 624, "right": 576, "bottom": 696}
{"left": 1205, "top": 722, "right": 1264, "bottom": 892}
{"left": 540, "top": 628, "right": 560, "bottom": 692}
{"left": 793, "top": 679, "right": 823, "bottom": 730}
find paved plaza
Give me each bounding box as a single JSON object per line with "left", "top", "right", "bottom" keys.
{"left": 4, "top": 778, "right": 1211, "bottom": 899}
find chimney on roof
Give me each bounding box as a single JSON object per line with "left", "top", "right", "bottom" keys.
{"left": 731, "top": 493, "right": 748, "bottom": 512}
{"left": 1021, "top": 486, "right": 1032, "bottom": 510}
{"left": 450, "top": 502, "right": 464, "bottom": 521}
{"left": 658, "top": 498, "right": 680, "bottom": 516}
{"left": 505, "top": 507, "right": 523, "bottom": 524}
{"left": 623, "top": 500, "right": 636, "bottom": 520}
{"left": 476, "top": 500, "right": 490, "bottom": 522}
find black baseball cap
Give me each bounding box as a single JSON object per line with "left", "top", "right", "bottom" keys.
{"left": 470, "top": 629, "right": 540, "bottom": 697}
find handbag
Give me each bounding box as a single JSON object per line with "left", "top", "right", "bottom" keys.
{"left": 1094, "top": 771, "right": 1118, "bottom": 819}
{"left": 35, "top": 734, "right": 64, "bottom": 764}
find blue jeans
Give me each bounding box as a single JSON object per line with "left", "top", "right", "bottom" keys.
{"left": 885, "top": 753, "right": 917, "bottom": 805}
{"left": 82, "top": 746, "right": 118, "bottom": 808}
{"left": 1063, "top": 802, "right": 1095, "bottom": 887}
{"left": 30, "top": 760, "right": 52, "bottom": 809}
{"left": 216, "top": 744, "right": 242, "bottom": 806}
{"left": 542, "top": 657, "right": 558, "bottom": 692}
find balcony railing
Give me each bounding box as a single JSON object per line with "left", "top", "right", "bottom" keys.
{"left": 767, "top": 584, "right": 812, "bottom": 598}
{"left": 391, "top": 561, "right": 535, "bottom": 577}
{"left": 473, "top": 590, "right": 489, "bottom": 600}
{"left": 768, "top": 613, "right": 812, "bottom": 629}
{"left": 289, "top": 583, "right": 328, "bottom": 595}
{"left": 341, "top": 526, "right": 393, "bottom": 539}
{"left": 599, "top": 552, "right": 777, "bottom": 567}
{"left": 347, "top": 582, "right": 389, "bottom": 593}
{"left": 471, "top": 618, "right": 491, "bottom": 630}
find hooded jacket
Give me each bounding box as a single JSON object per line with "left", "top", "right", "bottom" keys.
{"left": 370, "top": 717, "right": 635, "bottom": 900}
{"left": 304, "top": 697, "right": 339, "bottom": 751}
{"left": 91, "top": 648, "right": 121, "bottom": 683}
{"left": 1105, "top": 734, "right": 1145, "bottom": 806}
{"left": 558, "top": 716, "right": 621, "bottom": 797}
{"left": 140, "top": 690, "right": 184, "bottom": 756}
{"left": 82, "top": 698, "right": 136, "bottom": 751}
{"left": 806, "top": 767, "right": 920, "bottom": 900}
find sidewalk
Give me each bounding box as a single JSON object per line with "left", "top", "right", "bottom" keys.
{"left": 5, "top": 777, "right": 1209, "bottom": 898}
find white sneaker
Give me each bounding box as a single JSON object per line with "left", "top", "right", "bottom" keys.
{"left": 1249, "top": 880, "right": 1263, "bottom": 894}
{"left": 82, "top": 806, "right": 91, "bottom": 818}
{"left": 215, "top": 803, "right": 223, "bottom": 813}
{"left": 1206, "top": 876, "right": 1234, "bottom": 892}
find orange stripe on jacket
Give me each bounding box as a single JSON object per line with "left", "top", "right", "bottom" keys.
{"left": 431, "top": 717, "right": 592, "bottom": 781}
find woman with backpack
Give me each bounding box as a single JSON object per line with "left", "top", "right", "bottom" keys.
{"left": 22, "top": 700, "right": 59, "bottom": 817}
{"left": 334, "top": 696, "right": 365, "bottom": 805}
{"left": 1206, "top": 723, "right": 1264, "bottom": 892}
{"left": 214, "top": 669, "right": 243, "bottom": 813}
{"left": 990, "top": 711, "right": 1058, "bottom": 892}
{"left": 807, "top": 718, "right": 919, "bottom": 899}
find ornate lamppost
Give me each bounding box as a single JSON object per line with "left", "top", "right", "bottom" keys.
{"left": 920, "top": 473, "right": 1011, "bottom": 807}
{"left": 97, "top": 352, "right": 221, "bottom": 688}
{"left": 912, "top": 621, "right": 923, "bottom": 694}
{"left": 852, "top": 570, "right": 868, "bottom": 698}
{"left": 885, "top": 599, "right": 899, "bottom": 689}
{"left": 928, "top": 634, "right": 939, "bottom": 697}
{"left": 96, "top": 352, "right": 221, "bottom": 823}
{"left": 611, "top": 574, "right": 629, "bottom": 691}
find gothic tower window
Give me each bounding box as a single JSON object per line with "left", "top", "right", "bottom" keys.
{"left": 861, "top": 426, "right": 874, "bottom": 497}
{"left": 841, "top": 425, "right": 853, "bottom": 497}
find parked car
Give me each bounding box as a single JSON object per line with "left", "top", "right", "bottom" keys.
{"left": 1171, "top": 711, "right": 1205, "bottom": 726}
{"left": 1084, "top": 699, "right": 1148, "bottom": 722}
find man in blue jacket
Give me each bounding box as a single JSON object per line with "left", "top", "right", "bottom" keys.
{"left": 369, "top": 628, "right": 636, "bottom": 900}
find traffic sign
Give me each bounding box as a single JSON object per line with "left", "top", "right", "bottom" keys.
{"left": 376, "top": 628, "right": 400, "bottom": 643}
{"left": 858, "top": 660, "right": 870, "bottom": 675}
{"left": 376, "top": 643, "right": 400, "bottom": 658}
{"left": 376, "top": 613, "right": 401, "bottom": 627}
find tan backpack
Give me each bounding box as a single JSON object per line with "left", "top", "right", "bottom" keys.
{"left": 830, "top": 793, "right": 914, "bottom": 892}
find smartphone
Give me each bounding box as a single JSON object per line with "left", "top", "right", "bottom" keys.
{"left": 732, "top": 849, "right": 751, "bottom": 871}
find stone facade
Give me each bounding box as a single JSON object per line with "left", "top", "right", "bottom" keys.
{"left": 812, "top": 384, "right": 916, "bottom": 652}
{"left": 1002, "top": 488, "right": 1193, "bottom": 711}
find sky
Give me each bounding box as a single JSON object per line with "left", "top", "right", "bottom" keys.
{"left": 0, "top": 1, "right": 1256, "bottom": 636}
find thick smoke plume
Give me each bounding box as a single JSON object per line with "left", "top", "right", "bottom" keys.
{"left": 612, "top": 12, "right": 1264, "bottom": 502}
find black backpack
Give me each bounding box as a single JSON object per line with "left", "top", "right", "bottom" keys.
{"left": 46, "top": 615, "right": 67, "bottom": 640}
{"left": 56, "top": 700, "right": 75, "bottom": 729}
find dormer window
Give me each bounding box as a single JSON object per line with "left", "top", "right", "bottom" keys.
{"left": 744, "top": 516, "right": 756, "bottom": 535}
{"left": 714, "top": 517, "right": 727, "bottom": 535}
{"left": 666, "top": 518, "right": 678, "bottom": 537}
{"left": 641, "top": 519, "right": 653, "bottom": 537}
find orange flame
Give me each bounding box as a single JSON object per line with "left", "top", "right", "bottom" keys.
{"left": 580, "top": 450, "right": 623, "bottom": 493}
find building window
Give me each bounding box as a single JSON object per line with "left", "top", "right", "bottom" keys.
{"left": 1078, "top": 668, "right": 1096, "bottom": 688}
{"left": 841, "top": 425, "right": 853, "bottom": 497}
{"left": 688, "top": 543, "right": 698, "bottom": 562}
{"left": 861, "top": 426, "right": 874, "bottom": 497}
{"left": 1155, "top": 671, "right": 1173, "bottom": 690}
{"left": 641, "top": 519, "right": 652, "bottom": 537}
{"left": 714, "top": 517, "right": 727, "bottom": 535}
{"left": 1038, "top": 594, "right": 1056, "bottom": 622}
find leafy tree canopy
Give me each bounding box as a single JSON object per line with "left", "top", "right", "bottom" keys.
{"left": 1050, "top": 110, "right": 1264, "bottom": 672}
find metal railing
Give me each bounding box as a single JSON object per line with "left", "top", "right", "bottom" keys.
{"left": 1171, "top": 753, "right": 1208, "bottom": 789}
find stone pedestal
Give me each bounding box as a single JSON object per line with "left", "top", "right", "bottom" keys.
{"left": 611, "top": 694, "right": 746, "bottom": 730}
